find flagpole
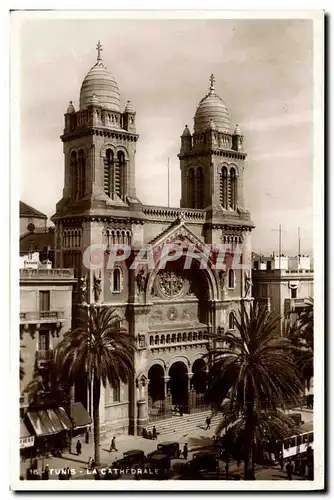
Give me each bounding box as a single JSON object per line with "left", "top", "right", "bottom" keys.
{"left": 167, "top": 157, "right": 170, "bottom": 207}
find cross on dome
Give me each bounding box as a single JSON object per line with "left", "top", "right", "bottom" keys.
{"left": 96, "top": 40, "right": 103, "bottom": 62}
{"left": 209, "top": 73, "right": 215, "bottom": 94}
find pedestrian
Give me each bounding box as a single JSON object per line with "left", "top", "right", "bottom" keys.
{"left": 66, "top": 467, "right": 72, "bottom": 480}
{"left": 307, "top": 462, "right": 314, "bottom": 480}
{"left": 183, "top": 443, "right": 188, "bottom": 460}
{"left": 152, "top": 426, "right": 157, "bottom": 440}
{"left": 286, "top": 459, "right": 294, "bottom": 480}
{"left": 179, "top": 406, "right": 183, "bottom": 417}
{"left": 88, "top": 457, "right": 93, "bottom": 470}
{"left": 279, "top": 452, "right": 284, "bottom": 471}
{"left": 76, "top": 439, "right": 82, "bottom": 456}
{"left": 58, "top": 470, "right": 65, "bottom": 480}
{"left": 109, "top": 436, "right": 118, "bottom": 452}
{"left": 42, "top": 464, "right": 50, "bottom": 480}
{"left": 300, "top": 458, "right": 306, "bottom": 478}
{"left": 205, "top": 416, "right": 211, "bottom": 430}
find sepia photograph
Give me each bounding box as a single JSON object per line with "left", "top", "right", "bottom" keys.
{"left": 10, "top": 9, "right": 324, "bottom": 491}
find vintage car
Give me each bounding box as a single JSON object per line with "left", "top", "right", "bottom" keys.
{"left": 153, "top": 441, "right": 180, "bottom": 459}
{"left": 139, "top": 452, "right": 172, "bottom": 480}
{"left": 186, "top": 451, "right": 218, "bottom": 474}
{"left": 112, "top": 449, "right": 146, "bottom": 470}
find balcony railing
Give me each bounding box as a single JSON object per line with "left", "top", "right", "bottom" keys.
{"left": 20, "top": 268, "right": 75, "bottom": 279}
{"left": 149, "top": 331, "right": 209, "bottom": 349}
{"left": 20, "top": 310, "right": 65, "bottom": 323}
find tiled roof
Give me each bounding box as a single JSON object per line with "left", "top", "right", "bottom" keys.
{"left": 20, "top": 201, "right": 47, "bottom": 219}
{"left": 20, "top": 228, "right": 55, "bottom": 253}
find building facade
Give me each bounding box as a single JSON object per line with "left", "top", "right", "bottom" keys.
{"left": 20, "top": 259, "right": 76, "bottom": 403}
{"left": 20, "top": 201, "right": 48, "bottom": 237}
{"left": 51, "top": 43, "right": 254, "bottom": 436}
{"left": 252, "top": 254, "right": 314, "bottom": 334}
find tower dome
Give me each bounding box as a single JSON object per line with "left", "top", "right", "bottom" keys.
{"left": 79, "top": 41, "right": 120, "bottom": 112}
{"left": 194, "top": 74, "right": 231, "bottom": 133}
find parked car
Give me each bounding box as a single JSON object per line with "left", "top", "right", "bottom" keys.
{"left": 139, "top": 452, "right": 172, "bottom": 480}
{"left": 186, "top": 451, "right": 218, "bottom": 474}
{"left": 112, "top": 449, "right": 146, "bottom": 470}
{"left": 153, "top": 441, "right": 180, "bottom": 459}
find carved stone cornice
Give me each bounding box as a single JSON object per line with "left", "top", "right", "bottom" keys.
{"left": 178, "top": 149, "right": 246, "bottom": 161}
{"left": 61, "top": 127, "right": 139, "bottom": 143}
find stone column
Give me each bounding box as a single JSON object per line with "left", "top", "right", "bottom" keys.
{"left": 137, "top": 400, "right": 147, "bottom": 436}
{"left": 136, "top": 375, "right": 148, "bottom": 436}
{"left": 164, "top": 377, "right": 172, "bottom": 415}
{"left": 187, "top": 372, "right": 193, "bottom": 413}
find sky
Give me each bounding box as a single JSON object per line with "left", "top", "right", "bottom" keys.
{"left": 18, "top": 16, "right": 315, "bottom": 256}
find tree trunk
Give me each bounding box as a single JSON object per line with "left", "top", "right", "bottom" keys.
{"left": 92, "top": 375, "right": 101, "bottom": 465}
{"left": 243, "top": 402, "right": 255, "bottom": 480}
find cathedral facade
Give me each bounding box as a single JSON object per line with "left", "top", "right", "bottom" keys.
{"left": 52, "top": 43, "right": 254, "bottom": 436}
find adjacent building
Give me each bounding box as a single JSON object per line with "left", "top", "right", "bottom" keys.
{"left": 252, "top": 253, "right": 314, "bottom": 334}
{"left": 19, "top": 251, "right": 79, "bottom": 458}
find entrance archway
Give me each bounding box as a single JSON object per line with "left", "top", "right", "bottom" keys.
{"left": 168, "top": 361, "right": 188, "bottom": 408}
{"left": 148, "top": 364, "right": 165, "bottom": 402}
{"left": 191, "top": 359, "right": 207, "bottom": 394}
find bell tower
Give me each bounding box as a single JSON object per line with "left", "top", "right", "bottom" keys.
{"left": 179, "top": 74, "right": 247, "bottom": 213}
{"left": 56, "top": 41, "right": 140, "bottom": 217}
{"left": 52, "top": 42, "right": 141, "bottom": 278}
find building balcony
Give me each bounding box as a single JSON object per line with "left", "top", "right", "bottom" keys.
{"left": 20, "top": 310, "right": 65, "bottom": 324}
{"left": 19, "top": 268, "right": 75, "bottom": 281}
{"left": 149, "top": 330, "right": 209, "bottom": 351}
{"left": 36, "top": 349, "right": 53, "bottom": 362}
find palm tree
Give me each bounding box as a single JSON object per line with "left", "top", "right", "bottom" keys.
{"left": 206, "top": 303, "right": 304, "bottom": 480}
{"left": 214, "top": 402, "right": 297, "bottom": 478}
{"left": 54, "top": 305, "right": 135, "bottom": 465}
{"left": 20, "top": 354, "right": 25, "bottom": 382}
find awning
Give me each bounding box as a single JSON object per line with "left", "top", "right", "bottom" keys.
{"left": 27, "top": 407, "right": 73, "bottom": 436}
{"left": 20, "top": 419, "right": 35, "bottom": 449}
{"left": 69, "top": 402, "right": 92, "bottom": 429}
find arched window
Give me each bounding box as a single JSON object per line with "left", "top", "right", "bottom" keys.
{"left": 150, "top": 336, "right": 154, "bottom": 346}
{"left": 160, "top": 335, "right": 165, "bottom": 345}
{"left": 183, "top": 332, "right": 187, "bottom": 342}
{"left": 220, "top": 167, "right": 228, "bottom": 209}
{"left": 188, "top": 168, "right": 195, "bottom": 208}
{"left": 78, "top": 149, "right": 86, "bottom": 199}
{"left": 113, "top": 380, "right": 120, "bottom": 402}
{"left": 166, "top": 334, "right": 171, "bottom": 344}
{"left": 198, "top": 331, "right": 203, "bottom": 340}
{"left": 104, "top": 149, "right": 113, "bottom": 197}
{"left": 112, "top": 267, "right": 121, "bottom": 293}
{"left": 229, "top": 312, "right": 236, "bottom": 330}
{"left": 188, "top": 332, "right": 192, "bottom": 342}
{"left": 230, "top": 168, "right": 237, "bottom": 209}
{"left": 193, "top": 332, "right": 198, "bottom": 341}
{"left": 177, "top": 333, "right": 182, "bottom": 343}
{"left": 196, "top": 167, "right": 204, "bottom": 209}
{"left": 71, "top": 151, "right": 78, "bottom": 200}
{"left": 228, "top": 269, "right": 235, "bottom": 289}
{"left": 115, "top": 151, "right": 125, "bottom": 200}
{"left": 171, "top": 334, "right": 176, "bottom": 343}
{"left": 155, "top": 335, "right": 159, "bottom": 345}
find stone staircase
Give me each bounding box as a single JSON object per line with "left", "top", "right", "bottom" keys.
{"left": 145, "top": 410, "right": 223, "bottom": 437}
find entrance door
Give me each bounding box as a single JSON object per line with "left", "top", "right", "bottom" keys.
{"left": 168, "top": 361, "right": 188, "bottom": 409}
